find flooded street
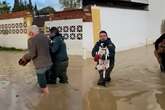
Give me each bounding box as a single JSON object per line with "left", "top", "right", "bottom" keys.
{"left": 0, "top": 45, "right": 165, "bottom": 110}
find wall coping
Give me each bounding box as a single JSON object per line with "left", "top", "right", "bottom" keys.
{"left": 0, "top": 11, "right": 31, "bottom": 20}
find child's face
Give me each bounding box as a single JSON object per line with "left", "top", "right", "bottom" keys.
{"left": 99, "top": 33, "right": 108, "bottom": 41}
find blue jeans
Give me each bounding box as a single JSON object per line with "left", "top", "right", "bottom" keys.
{"left": 36, "top": 66, "right": 51, "bottom": 88}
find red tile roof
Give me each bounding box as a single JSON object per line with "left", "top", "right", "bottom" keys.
{"left": 0, "top": 11, "right": 31, "bottom": 20}
{"left": 49, "top": 9, "right": 92, "bottom": 22}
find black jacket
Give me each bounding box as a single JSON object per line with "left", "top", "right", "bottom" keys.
{"left": 155, "top": 33, "right": 165, "bottom": 50}
{"left": 50, "top": 34, "right": 68, "bottom": 63}
{"left": 92, "top": 38, "right": 116, "bottom": 59}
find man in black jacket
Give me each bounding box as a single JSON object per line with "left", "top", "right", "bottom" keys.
{"left": 49, "top": 27, "right": 69, "bottom": 84}
{"left": 154, "top": 33, "right": 165, "bottom": 72}
{"left": 92, "top": 31, "right": 115, "bottom": 86}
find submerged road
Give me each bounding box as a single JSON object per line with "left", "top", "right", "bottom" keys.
{"left": 0, "top": 45, "right": 165, "bottom": 110}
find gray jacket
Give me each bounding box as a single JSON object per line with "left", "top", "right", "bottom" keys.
{"left": 23, "top": 33, "right": 52, "bottom": 69}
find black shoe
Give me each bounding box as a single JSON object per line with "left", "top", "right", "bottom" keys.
{"left": 105, "top": 77, "right": 111, "bottom": 82}
{"left": 47, "top": 80, "right": 56, "bottom": 84}
{"left": 59, "top": 80, "right": 68, "bottom": 84}
{"left": 97, "top": 80, "right": 106, "bottom": 87}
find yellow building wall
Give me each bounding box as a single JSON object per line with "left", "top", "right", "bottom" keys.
{"left": 91, "top": 6, "right": 101, "bottom": 43}
{"left": 24, "top": 14, "right": 33, "bottom": 28}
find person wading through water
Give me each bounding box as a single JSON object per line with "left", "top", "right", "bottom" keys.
{"left": 19, "top": 25, "right": 52, "bottom": 94}
{"left": 92, "top": 31, "right": 115, "bottom": 86}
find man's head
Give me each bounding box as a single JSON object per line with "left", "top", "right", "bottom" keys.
{"left": 49, "top": 27, "right": 59, "bottom": 37}
{"left": 28, "top": 25, "right": 39, "bottom": 38}
{"left": 99, "top": 31, "right": 108, "bottom": 41}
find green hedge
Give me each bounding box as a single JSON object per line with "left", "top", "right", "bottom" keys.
{"left": 0, "top": 46, "right": 24, "bottom": 51}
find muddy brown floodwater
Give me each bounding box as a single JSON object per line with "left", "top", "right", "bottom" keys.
{"left": 0, "top": 45, "right": 165, "bottom": 110}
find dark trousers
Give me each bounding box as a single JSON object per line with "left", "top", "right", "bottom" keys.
{"left": 51, "top": 61, "right": 69, "bottom": 82}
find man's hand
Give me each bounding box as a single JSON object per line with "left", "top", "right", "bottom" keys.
{"left": 18, "top": 57, "right": 30, "bottom": 66}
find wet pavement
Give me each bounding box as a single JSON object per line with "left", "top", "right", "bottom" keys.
{"left": 0, "top": 45, "right": 165, "bottom": 110}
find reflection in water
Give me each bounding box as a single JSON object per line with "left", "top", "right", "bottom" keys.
{"left": 84, "top": 87, "right": 117, "bottom": 110}
{"left": 156, "top": 89, "right": 165, "bottom": 110}
{"left": 34, "top": 85, "right": 82, "bottom": 110}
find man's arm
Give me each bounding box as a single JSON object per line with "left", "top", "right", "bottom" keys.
{"left": 92, "top": 42, "right": 99, "bottom": 57}
{"left": 107, "top": 43, "right": 116, "bottom": 58}
{"left": 23, "top": 39, "right": 37, "bottom": 61}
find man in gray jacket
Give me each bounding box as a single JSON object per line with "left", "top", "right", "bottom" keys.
{"left": 19, "top": 25, "right": 52, "bottom": 94}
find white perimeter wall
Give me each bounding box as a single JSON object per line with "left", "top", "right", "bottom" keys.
{"left": 45, "top": 19, "right": 94, "bottom": 58}
{"left": 0, "top": 18, "right": 28, "bottom": 49}
{"left": 100, "top": 7, "right": 149, "bottom": 51}
{"left": 148, "top": 0, "right": 165, "bottom": 38}
{"left": 99, "top": 0, "right": 165, "bottom": 51}
{"left": 45, "top": 19, "right": 84, "bottom": 56}
{"left": 0, "top": 0, "right": 164, "bottom": 58}
{"left": 83, "top": 22, "right": 94, "bottom": 59}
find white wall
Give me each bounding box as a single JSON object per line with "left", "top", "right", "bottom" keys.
{"left": 0, "top": 35, "right": 28, "bottom": 49}
{"left": 99, "top": 0, "right": 165, "bottom": 51}
{"left": 0, "top": 18, "right": 28, "bottom": 49}
{"left": 45, "top": 19, "right": 84, "bottom": 56}
{"left": 0, "top": 0, "right": 164, "bottom": 58}
{"left": 83, "top": 22, "right": 94, "bottom": 59}
{"left": 148, "top": 0, "right": 165, "bottom": 38}
{"left": 100, "top": 7, "right": 149, "bottom": 51}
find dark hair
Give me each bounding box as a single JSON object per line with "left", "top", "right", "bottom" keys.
{"left": 99, "top": 30, "right": 108, "bottom": 36}
{"left": 49, "top": 27, "right": 59, "bottom": 34}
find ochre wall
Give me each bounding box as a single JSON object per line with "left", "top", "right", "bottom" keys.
{"left": 91, "top": 6, "right": 101, "bottom": 44}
